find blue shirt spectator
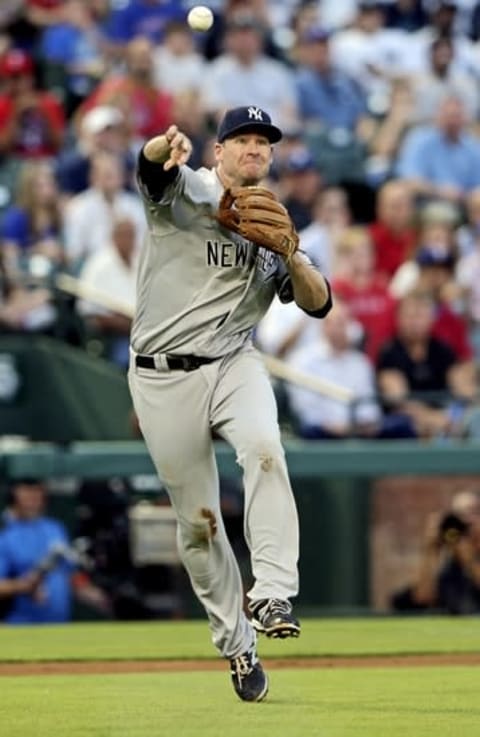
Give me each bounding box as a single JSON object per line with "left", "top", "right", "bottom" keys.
{"left": 0, "top": 162, "right": 63, "bottom": 269}
{"left": 296, "top": 67, "right": 367, "bottom": 131}
{"left": 1, "top": 205, "right": 60, "bottom": 251}
{"left": 0, "top": 480, "right": 73, "bottom": 624}
{"left": 294, "top": 26, "right": 367, "bottom": 132}
{"left": 0, "top": 518, "right": 72, "bottom": 623}
{"left": 105, "top": 0, "right": 185, "bottom": 45}
{"left": 395, "top": 96, "right": 480, "bottom": 200}
{"left": 40, "top": 23, "right": 104, "bottom": 100}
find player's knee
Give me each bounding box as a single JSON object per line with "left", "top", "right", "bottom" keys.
{"left": 239, "top": 437, "right": 285, "bottom": 472}
{"left": 177, "top": 507, "right": 219, "bottom": 550}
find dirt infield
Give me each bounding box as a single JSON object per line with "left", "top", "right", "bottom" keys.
{"left": 1, "top": 653, "right": 479, "bottom": 677}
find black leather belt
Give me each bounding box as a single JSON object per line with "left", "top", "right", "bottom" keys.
{"left": 135, "top": 353, "right": 218, "bottom": 372}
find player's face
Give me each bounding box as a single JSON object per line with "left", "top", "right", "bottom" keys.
{"left": 215, "top": 133, "right": 273, "bottom": 186}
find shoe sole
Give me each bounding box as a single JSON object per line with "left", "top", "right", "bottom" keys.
{"left": 251, "top": 619, "right": 301, "bottom": 639}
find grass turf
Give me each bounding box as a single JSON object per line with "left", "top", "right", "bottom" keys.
{"left": 0, "top": 617, "right": 479, "bottom": 663}
{"left": 1, "top": 667, "right": 479, "bottom": 737}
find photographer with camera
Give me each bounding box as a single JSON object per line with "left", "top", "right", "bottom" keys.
{"left": 391, "top": 490, "right": 480, "bottom": 615}
{"left": 0, "top": 478, "right": 110, "bottom": 624}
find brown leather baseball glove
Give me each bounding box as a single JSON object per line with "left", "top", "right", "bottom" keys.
{"left": 216, "top": 186, "right": 299, "bottom": 261}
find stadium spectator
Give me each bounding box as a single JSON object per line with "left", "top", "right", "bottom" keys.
{"left": 39, "top": 0, "right": 108, "bottom": 115}
{"left": 63, "top": 151, "right": 145, "bottom": 268}
{"left": 391, "top": 488, "right": 480, "bottom": 614}
{"left": 368, "top": 179, "right": 416, "bottom": 282}
{"left": 388, "top": 201, "right": 475, "bottom": 363}
{"left": 289, "top": 0, "right": 323, "bottom": 42}
{"left": 255, "top": 295, "right": 321, "bottom": 369}
{"left": 389, "top": 199, "right": 459, "bottom": 297}
{"left": 376, "top": 291, "right": 476, "bottom": 438}
{"left": 330, "top": 1, "right": 413, "bottom": 106}
{"left": 152, "top": 20, "right": 206, "bottom": 97}
{"left": 0, "top": 48, "right": 66, "bottom": 158}
{"left": 299, "top": 186, "right": 352, "bottom": 279}
{"left": 418, "top": 251, "right": 473, "bottom": 362}
{"left": 77, "top": 216, "right": 138, "bottom": 369}
{"left": 286, "top": 299, "right": 387, "bottom": 439}
{"left": 277, "top": 148, "right": 322, "bottom": 231}
{"left": 202, "top": 11, "right": 298, "bottom": 130}
{"left": 332, "top": 226, "right": 397, "bottom": 362}
{"left": 410, "top": 36, "right": 480, "bottom": 125}
{"left": 410, "top": 0, "right": 478, "bottom": 77}
{"left": 395, "top": 95, "right": 480, "bottom": 205}
{"left": 256, "top": 186, "right": 346, "bottom": 367}
{"left": 79, "top": 35, "right": 174, "bottom": 149}
{"left": 294, "top": 25, "right": 369, "bottom": 135}
{"left": 0, "top": 478, "right": 109, "bottom": 624}
{"left": 55, "top": 105, "right": 135, "bottom": 196}
{"left": 202, "top": 0, "right": 281, "bottom": 63}
{"left": 0, "top": 160, "right": 64, "bottom": 278}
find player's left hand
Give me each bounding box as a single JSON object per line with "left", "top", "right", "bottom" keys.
{"left": 163, "top": 125, "right": 193, "bottom": 171}
{"left": 216, "top": 186, "right": 299, "bottom": 261}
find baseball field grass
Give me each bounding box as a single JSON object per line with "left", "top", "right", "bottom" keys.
{"left": 1, "top": 617, "right": 479, "bottom": 737}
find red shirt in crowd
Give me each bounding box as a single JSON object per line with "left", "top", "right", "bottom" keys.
{"left": 0, "top": 93, "right": 65, "bottom": 157}
{"left": 332, "top": 276, "right": 397, "bottom": 362}
{"left": 82, "top": 78, "right": 174, "bottom": 141}
{"left": 368, "top": 222, "right": 416, "bottom": 281}
{"left": 432, "top": 304, "right": 473, "bottom": 362}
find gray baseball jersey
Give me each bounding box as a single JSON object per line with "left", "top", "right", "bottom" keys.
{"left": 131, "top": 165, "right": 292, "bottom": 356}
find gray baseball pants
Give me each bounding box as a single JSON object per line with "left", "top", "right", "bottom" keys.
{"left": 128, "top": 345, "right": 299, "bottom": 659}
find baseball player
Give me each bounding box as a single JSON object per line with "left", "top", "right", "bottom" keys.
{"left": 128, "top": 106, "right": 332, "bottom": 702}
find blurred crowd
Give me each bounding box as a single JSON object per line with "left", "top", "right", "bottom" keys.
{"left": 2, "top": 0, "right": 480, "bottom": 440}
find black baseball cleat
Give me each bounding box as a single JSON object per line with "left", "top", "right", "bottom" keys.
{"left": 249, "top": 598, "right": 301, "bottom": 639}
{"left": 229, "top": 642, "right": 269, "bottom": 702}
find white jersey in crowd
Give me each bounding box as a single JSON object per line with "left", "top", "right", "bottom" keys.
{"left": 131, "top": 166, "right": 293, "bottom": 357}
{"left": 287, "top": 342, "right": 381, "bottom": 430}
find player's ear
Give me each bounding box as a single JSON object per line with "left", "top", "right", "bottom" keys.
{"left": 214, "top": 142, "right": 224, "bottom": 162}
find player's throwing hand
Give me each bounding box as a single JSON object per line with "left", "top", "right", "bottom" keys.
{"left": 163, "top": 125, "right": 193, "bottom": 170}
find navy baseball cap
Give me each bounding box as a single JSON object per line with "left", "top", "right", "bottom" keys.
{"left": 217, "top": 106, "right": 282, "bottom": 143}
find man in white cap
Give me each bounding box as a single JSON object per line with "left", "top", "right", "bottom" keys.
{"left": 55, "top": 106, "right": 135, "bottom": 196}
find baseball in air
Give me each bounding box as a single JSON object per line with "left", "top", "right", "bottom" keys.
{"left": 187, "top": 5, "right": 214, "bottom": 32}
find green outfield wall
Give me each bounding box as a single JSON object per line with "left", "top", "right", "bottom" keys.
{"left": 0, "top": 336, "right": 133, "bottom": 442}
{"left": 1, "top": 440, "right": 479, "bottom": 613}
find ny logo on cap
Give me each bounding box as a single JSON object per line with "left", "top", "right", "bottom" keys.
{"left": 247, "top": 106, "right": 263, "bottom": 121}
